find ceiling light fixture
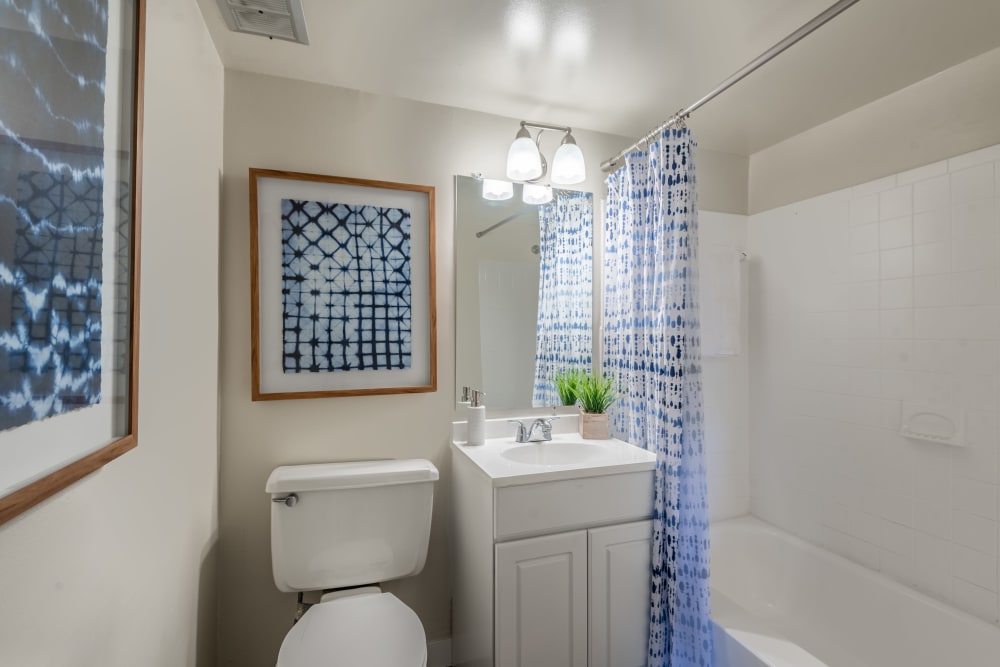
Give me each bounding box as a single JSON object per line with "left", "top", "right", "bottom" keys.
{"left": 506, "top": 126, "right": 543, "bottom": 181}
{"left": 552, "top": 134, "right": 586, "bottom": 185}
{"left": 505, "top": 121, "right": 586, "bottom": 186}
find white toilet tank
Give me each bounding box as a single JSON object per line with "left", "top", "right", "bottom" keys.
{"left": 266, "top": 459, "right": 438, "bottom": 593}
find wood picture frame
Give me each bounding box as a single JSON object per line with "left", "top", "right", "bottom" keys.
{"left": 0, "top": 0, "right": 145, "bottom": 525}
{"left": 249, "top": 168, "right": 437, "bottom": 400}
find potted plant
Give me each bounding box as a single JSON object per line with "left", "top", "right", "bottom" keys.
{"left": 552, "top": 368, "right": 585, "bottom": 407}
{"left": 574, "top": 372, "right": 616, "bottom": 439}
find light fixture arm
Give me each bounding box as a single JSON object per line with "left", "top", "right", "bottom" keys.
{"left": 519, "top": 120, "right": 573, "bottom": 134}
{"left": 531, "top": 133, "right": 548, "bottom": 182}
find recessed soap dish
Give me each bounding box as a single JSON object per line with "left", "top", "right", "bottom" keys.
{"left": 898, "top": 403, "right": 964, "bottom": 447}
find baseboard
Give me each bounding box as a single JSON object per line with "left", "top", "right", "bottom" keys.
{"left": 427, "top": 637, "right": 452, "bottom": 667}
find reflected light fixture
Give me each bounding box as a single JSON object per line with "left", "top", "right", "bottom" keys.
{"left": 522, "top": 183, "right": 552, "bottom": 205}
{"left": 505, "top": 120, "right": 586, "bottom": 186}
{"left": 482, "top": 178, "right": 514, "bottom": 201}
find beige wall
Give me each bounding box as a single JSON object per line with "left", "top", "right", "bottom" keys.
{"left": 0, "top": 1, "right": 224, "bottom": 666}
{"left": 749, "top": 47, "right": 1000, "bottom": 214}
{"left": 696, "top": 147, "right": 749, "bottom": 216}
{"left": 217, "top": 70, "right": 749, "bottom": 666}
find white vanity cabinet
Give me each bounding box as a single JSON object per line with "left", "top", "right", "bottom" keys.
{"left": 450, "top": 431, "right": 656, "bottom": 667}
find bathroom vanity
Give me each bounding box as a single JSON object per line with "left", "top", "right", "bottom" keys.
{"left": 450, "top": 418, "right": 657, "bottom": 667}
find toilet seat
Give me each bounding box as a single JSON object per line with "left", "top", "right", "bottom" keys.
{"left": 276, "top": 592, "right": 427, "bottom": 667}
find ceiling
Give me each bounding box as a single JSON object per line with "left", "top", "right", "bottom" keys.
{"left": 196, "top": 0, "right": 1000, "bottom": 155}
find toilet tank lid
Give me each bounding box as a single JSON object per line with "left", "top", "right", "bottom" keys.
{"left": 266, "top": 460, "right": 439, "bottom": 494}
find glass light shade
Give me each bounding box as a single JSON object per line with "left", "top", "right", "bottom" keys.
{"left": 522, "top": 183, "right": 552, "bottom": 205}
{"left": 482, "top": 178, "right": 514, "bottom": 201}
{"left": 551, "top": 141, "right": 586, "bottom": 185}
{"left": 506, "top": 135, "right": 543, "bottom": 181}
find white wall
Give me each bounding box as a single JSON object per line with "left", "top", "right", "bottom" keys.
{"left": 0, "top": 1, "right": 224, "bottom": 665}
{"left": 700, "top": 211, "right": 751, "bottom": 521}
{"left": 216, "top": 70, "right": 750, "bottom": 666}
{"left": 748, "top": 143, "right": 1000, "bottom": 624}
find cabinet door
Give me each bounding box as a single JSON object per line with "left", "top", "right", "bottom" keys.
{"left": 495, "top": 531, "right": 587, "bottom": 667}
{"left": 589, "top": 520, "right": 653, "bottom": 667}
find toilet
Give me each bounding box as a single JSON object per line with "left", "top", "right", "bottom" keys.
{"left": 266, "top": 459, "right": 439, "bottom": 667}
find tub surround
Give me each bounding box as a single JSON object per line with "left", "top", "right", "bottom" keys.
{"left": 712, "top": 517, "right": 1000, "bottom": 666}
{"left": 749, "top": 142, "right": 1000, "bottom": 624}
{"left": 699, "top": 211, "right": 752, "bottom": 521}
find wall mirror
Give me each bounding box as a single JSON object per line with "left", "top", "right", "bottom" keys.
{"left": 454, "top": 175, "right": 594, "bottom": 410}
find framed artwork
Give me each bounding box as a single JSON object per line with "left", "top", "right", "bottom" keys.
{"left": 0, "top": 0, "right": 145, "bottom": 525}
{"left": 249, "top": 169, "right": 437, "bottom": 400}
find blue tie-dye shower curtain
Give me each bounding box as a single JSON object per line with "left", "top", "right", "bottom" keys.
{"left": 603, "top": 126, "right": 712, "bottom": 667}
{"left": 532, "top": 190, "right": 593, "bottom": 407}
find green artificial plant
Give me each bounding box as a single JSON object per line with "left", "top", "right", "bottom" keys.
{"left": 574, "top": 373, "right": 617, "bottom": 414}
{"left": 552, "top": 368, "right": 586, "bottom": 406}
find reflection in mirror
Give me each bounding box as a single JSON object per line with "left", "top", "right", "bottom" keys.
{"left": 455, "top": 175, "right": 594, "bottom": 410}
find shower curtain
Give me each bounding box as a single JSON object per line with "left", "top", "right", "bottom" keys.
{"left": 603, "top": 127, "right": 712, "bottom": 666}
{"left": 532, "top": 190, "right": 593, "bottom": 407}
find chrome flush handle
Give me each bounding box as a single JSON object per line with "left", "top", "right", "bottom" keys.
{"left": 272, "top": 493, "right": 298, "bottom": 507}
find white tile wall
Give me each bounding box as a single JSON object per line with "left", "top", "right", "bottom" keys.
{"left": 748, "top": 143, "right": 1000, "bottom": 625}
{"left": 700, "top": 211, "right": 751, "bottom": 521}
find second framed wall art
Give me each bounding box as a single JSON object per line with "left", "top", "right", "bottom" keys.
{"left": 249, "top": 169, "right": 437, "bottom": 400}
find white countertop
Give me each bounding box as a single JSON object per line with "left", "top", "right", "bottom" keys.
{"left": 451, "top": 416, "right": 656, "bottom": 487}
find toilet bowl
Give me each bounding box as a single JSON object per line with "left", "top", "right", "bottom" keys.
{"left": 276, "top": 589, "right": 427, "bottom": 667}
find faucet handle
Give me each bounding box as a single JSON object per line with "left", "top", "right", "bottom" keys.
{"left": 533, "top": 417, "right": 556, "bottom": 439}
{"left": 507, "top": 419, "right": 528, "bottom": 442}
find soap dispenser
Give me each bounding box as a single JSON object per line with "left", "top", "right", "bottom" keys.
{"left": 467, "top": 389, "right": 486, "bottom": 446}
{"left": 458, "top": 386, "right": 472, "bottom": 409}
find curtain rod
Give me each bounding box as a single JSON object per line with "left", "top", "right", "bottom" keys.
{"left": 600, "top": 0, "right": 862, "bottom": 173}
{"left": 476, "top": 207, "right": 534, "bottom": 238}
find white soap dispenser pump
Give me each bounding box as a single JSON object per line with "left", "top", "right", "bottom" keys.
{"left": 467, "top": 389, "right": 486, "bottom": 446}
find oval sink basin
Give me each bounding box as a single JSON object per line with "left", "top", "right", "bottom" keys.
{"left": 501, "top": 442, "right": 609, "bottom": 466}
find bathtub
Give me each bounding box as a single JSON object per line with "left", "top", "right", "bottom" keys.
{"left": 709, "top": 517, "right": 1000, "bottom": 667}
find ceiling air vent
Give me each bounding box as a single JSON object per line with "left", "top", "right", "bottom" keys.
{"left": 216, "top": 0, "right": 309, "bottom": 45}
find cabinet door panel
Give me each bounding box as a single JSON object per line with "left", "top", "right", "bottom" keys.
{"left": 589, "top": 520, "right": 653, "bottom": 667}
{"left": 495, "top": 531, "right": 587, "bottom": 667}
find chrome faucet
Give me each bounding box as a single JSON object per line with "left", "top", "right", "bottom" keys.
{"left": 508, "top": 418, "right": 557, "bottom": 443}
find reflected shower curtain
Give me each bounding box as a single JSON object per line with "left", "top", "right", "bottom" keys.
{"left": 532, "top": 190, "right": 593, "bottom": 407}
{"left": 603, "top": 127, "right": 712, "bottom": 666}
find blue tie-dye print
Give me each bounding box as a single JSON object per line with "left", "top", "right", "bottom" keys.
{"left": 603, "top": 127, "right": 712, "bottom": 667}
{"left": 0, "top": 1, "right": 108, "bottom": 431}
{"left": 532, "top": 190, "right": 593, "bottom": 407}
